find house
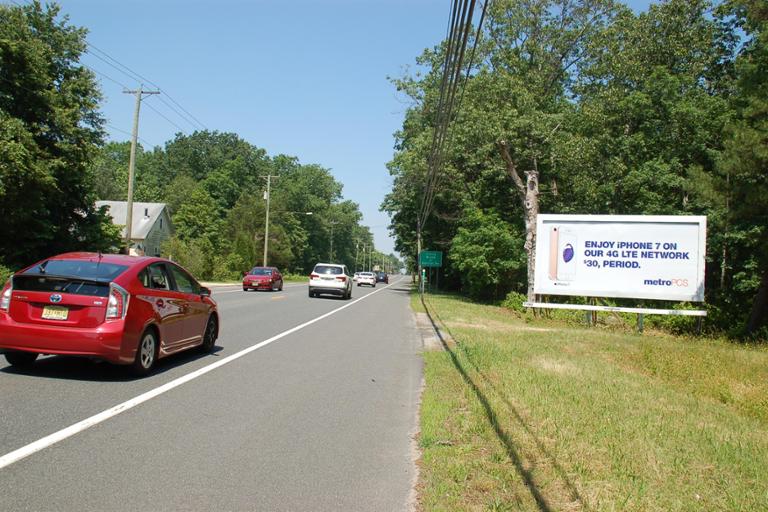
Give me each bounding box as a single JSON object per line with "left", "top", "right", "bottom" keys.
{"left": 96, "top": 201, "right": 174, "bottom": 257}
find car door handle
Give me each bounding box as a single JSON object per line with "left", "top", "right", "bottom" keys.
{"left": 155, "top": 299, "right": 164, "bottom": 308}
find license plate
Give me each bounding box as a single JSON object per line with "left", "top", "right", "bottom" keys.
{"left": 42, "top": 305, "right": 68, "bottom": 320}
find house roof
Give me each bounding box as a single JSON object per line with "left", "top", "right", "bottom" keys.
{"left": 96, "top": 201, "right": 170, "bottom": 240}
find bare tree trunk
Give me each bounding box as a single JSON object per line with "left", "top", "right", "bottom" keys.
{"left": 747, "top": 268, "right": 768, "bottom": 335}
{"left": 498, "top": 140, "right": 539, "bottom": 302}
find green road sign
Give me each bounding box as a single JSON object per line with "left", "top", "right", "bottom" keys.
{"left": 419, "top": 250, "right": 443, "bottom": 267}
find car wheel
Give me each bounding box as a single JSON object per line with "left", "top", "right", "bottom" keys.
{"left": 131, "top": 329, "right": 158, "bottom": 376}
{"left": 4, "top": 351, "right": 38, "bottom": 368}
{"left": 243, "top": 287, "right": 248, "bottom": 292}
{"left": 201, "top": 316, "right": 217, "bottom": 353}
{"left": 308, "top": 289, "right": 314, "bottom": 298}
{"left": 279, "top": 281, "right": 283, "bottom": 291}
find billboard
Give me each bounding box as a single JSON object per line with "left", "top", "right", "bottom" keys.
{"left": 533, "top": 215, "right": 706, "bottom": 301}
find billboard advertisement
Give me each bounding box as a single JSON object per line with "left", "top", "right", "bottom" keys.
{"left": 533, "top": 215, "right": 706, "bottom": 301}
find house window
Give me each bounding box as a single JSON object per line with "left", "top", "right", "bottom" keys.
{"left": 160, "top": 218, "right": 163, "bottom": 229}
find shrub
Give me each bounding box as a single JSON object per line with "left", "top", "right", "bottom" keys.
{"left": 501, "top": 291, "right": 527, "bottom": 313}
{"left": 0, "top": 264, "right": 12, "bottom": 285}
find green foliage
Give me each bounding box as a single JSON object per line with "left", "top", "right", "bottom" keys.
{"left": 0, "top": 1, "right": 120, "bottom": 269}
{"left": 448, "top": 209, "right": 525, "bottom": 300}
{"left": 211, "top": 252, "right": 246, "bottom": 282}
{"left": 500, "top": 290, "right": 527, "bottom": 313}
{"left": 84, "top": 128, "right": 381, "bottom": 279}
{"left": 0, "top": 264, "right": 12, "bottom": 285}
{"left": 162, "top": 236, "right": 214, "bottom": 281}
{"left": 385, "top": 0, "right": 768, "bottom": 337}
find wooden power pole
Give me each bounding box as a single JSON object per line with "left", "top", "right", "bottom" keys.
{"left": 123, "top": 86, "right": 159, "bottom": 253}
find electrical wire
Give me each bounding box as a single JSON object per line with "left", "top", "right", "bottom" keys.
{"left": 104, "top": 123, "right": 157, "bottom": 148}
{"left": 85, "top": 42, "right": 207, "bottom": 131}
{"left": 421, "top": 0, "right": 489, "bottom": 223}
{"left": 143, "top": 97, "right": 187, "bottom": 134}
{"left": 419, "top": 0, "right": 485, "bottom": 229}
{"left": 5, "top": 0, "right": 205, "bottom": 133}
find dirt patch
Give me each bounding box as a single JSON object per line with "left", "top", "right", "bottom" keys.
{"left": 447, "top": 318, "right": 557, "bottom": 333}
{"left": 414, "top": 312, "right": 453, "bottom": 351}
{"left": 532, "top": 356, "right": 580, "bottom": 376}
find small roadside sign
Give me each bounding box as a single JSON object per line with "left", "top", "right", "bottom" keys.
{"left": 419, "top": 250, "right": 443, "bottom": 267}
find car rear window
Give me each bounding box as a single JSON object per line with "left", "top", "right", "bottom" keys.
{"left": 24, "top": 260, "right": 128, "bottom": 280}
{"left": 314, "top": 265, "right": 343, "bottom": 275}
{"left": 12, "top": 259, "right": 128, "bottom": 297}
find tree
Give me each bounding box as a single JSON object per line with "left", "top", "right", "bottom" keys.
{"left": 716, "top": 0, "right": 768, "bottom": 334}
{"left": 0, "top": 2, "right": 119, "bottom": 268}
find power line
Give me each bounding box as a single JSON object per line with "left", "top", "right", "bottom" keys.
{"left": 6, "top": 0, "right": 208, "bottom": 133}
{"left": 416, "top": 0, "right": 489, "bottom": 289}
{"left": 85, "top": 42, "right": 207, "bottom": 131}
{"left": 422, "top": 0, "right": 489, "bottom": 223}
{"left": 155, "top": 95, "right": 202, "bottom": 131}
{"left": 420, "top": 0, "right": 479, "bottom": 226}
{"left": 143, "top": 97, "right": 187, "bottom": 134}
{"left": 83, "top": 64, "right": 131, "bottom": 90}
{"left": 105, "top": 123, "right": 156, "bottom": 147}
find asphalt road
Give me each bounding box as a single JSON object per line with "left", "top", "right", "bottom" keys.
{"left": 0, "top": 277, "right": 422, "bottom": 511}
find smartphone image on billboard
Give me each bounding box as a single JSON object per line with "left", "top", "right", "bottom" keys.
{"left": 548, "top": 226, "right": 559, "bottom": 280}
{"left": 557, "top": 227, "right": 577, "bottom": 281}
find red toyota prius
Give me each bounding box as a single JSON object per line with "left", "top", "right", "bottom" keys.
{"left": 0, "top": 253, "right": 219, "bottom": 376}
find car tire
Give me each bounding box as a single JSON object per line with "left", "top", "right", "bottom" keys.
{"left": 308, "top": 289, "right": 314, "bottom": 298}
{"left": 131, "top": 329, "right": 158, "bottom": 377}
{"left": 201, "top": 316, "right": 217, "bottom": 353}
{"left": 4, "top": 351, "right": 38, "bottom": 368}
{"left": 243, "top": 287, "right": 248, "bottom": 292}
{"left": 279, "top": 281, "right": 283, "bottom": 291}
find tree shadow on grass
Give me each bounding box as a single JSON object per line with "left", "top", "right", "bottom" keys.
{"left": 422, "top": 295, "right": 587, "bottom": 512}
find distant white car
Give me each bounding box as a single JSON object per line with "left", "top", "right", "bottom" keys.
{"left": 352, "top": 272, "right": 361, "bottom": 282}
{"left": 357, "top": 271, "right": 376, "bottom": 287}
{"left": 309, "top": 263, "right": 352, "bottom": 299}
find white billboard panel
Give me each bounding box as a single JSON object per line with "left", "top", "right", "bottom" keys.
{"left": 533, "top": 215, "right": 706, "bottom": 301}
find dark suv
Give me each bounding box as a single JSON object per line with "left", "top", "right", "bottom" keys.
{"left": 375, "top": 271, "right": 388, "bottom": 284}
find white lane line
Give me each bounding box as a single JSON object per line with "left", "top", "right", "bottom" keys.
{"left": 0, "top": 278, "right": 403, "bottom": 470}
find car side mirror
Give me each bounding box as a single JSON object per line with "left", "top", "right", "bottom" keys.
{"left": 200, "top": 286, "right": 211, "bottom": 297}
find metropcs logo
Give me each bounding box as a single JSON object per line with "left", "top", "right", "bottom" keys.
{"left": 644, "top": 278, "right": 689, "bottom": 287}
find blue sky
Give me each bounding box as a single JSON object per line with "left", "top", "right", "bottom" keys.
{"left": 55, "top": 0, "right": 654, "bottom": 256}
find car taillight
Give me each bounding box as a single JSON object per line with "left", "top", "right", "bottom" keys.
{"left": 0, "top": 285, "right": 11, "bottom": 311}
{"left": 310, "top": 273, "right": 319, "bottom": 279}
{"left": 335, "top": 276, "right": 347, "bottom": 282}
{"left": 106, "top": 283, "right": 129, "bottom": 320}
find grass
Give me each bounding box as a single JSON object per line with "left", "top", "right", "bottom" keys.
{"left": 413, "top": 291, "right": 768, "bottom": 511}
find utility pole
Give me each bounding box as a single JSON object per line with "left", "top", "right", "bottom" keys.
{"left": 354, "top": 241, "right": 360, "bottom": 271}
{"left": 328, "top": 221, "right": 339, "bottom": 261}
{"left": 261, "top": 173, "right": 278, "bottom": 266}
{"left": 123, "top": 86, "right": 159, "bottom": 253}
{"left": 417, "top": 219, "right": 423, "bottom": 294}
